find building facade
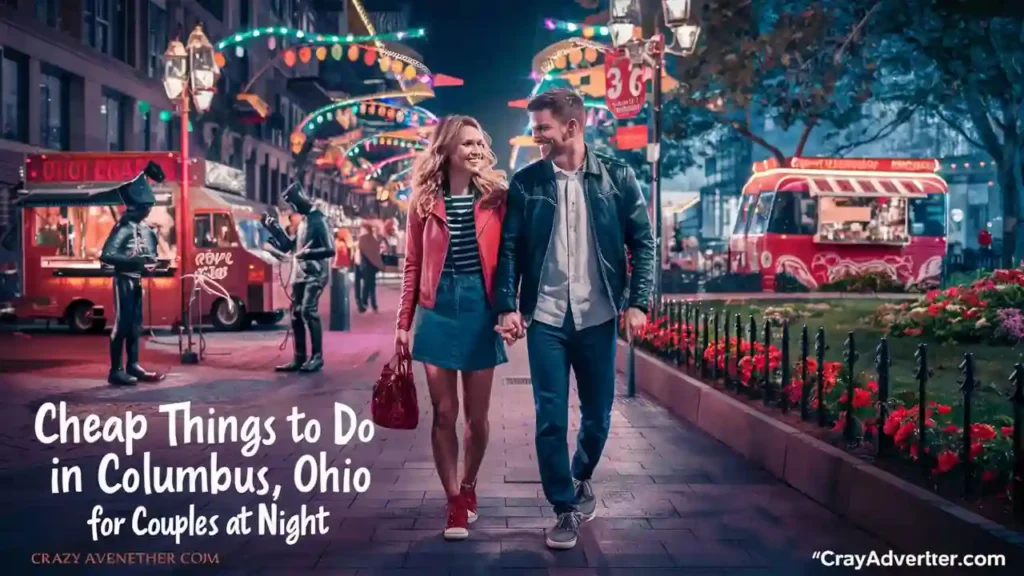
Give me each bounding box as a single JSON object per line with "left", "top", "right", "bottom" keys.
{"left": 0, "top": 0, "right": 346, "bottom": 240}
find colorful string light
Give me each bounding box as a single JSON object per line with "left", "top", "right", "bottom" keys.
{"left": 297, "top": 91, "right": 438, "bottom": 136}
{"left": 214, "top": 27, "right": 425, "bottom": 51}
{"left": 543, "top": 18, "right": 610, "bottom": 39}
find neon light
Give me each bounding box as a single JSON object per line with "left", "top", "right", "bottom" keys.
{"left": 214, "top": 27, "right": 424, "bottom": 51}
{"left": 542, "top": 18, "right": 611, "bottom": 38}
{"left": 296, "top": 90, "right": 436, "bottom": 135}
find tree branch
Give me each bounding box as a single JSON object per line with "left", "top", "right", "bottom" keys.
{"left": 964, "top": 87, "right": 1006, "bottom": 158}
{"left": 934, "top": 108, "right": 988, "bottom": 153}
{"left": 833, "top": 2, "right": 882, "bottom": 65}
{"left": 830, "top": 105, "right": 918, "bottom": 156}
{"left": 795, "top": 119, "right": 817, "bottom": 157}
{"left": 717, "top": 115, "right": 787, "bottom": 164}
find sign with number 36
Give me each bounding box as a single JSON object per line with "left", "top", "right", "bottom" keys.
{"left": 604, "top": 54, "right": 646, "bottom": 119}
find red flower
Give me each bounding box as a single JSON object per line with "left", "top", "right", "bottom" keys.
{"left": 894, "top": 421, "right": 915, "bottom": 447}
{"left": 970, "top": 441, "right": 983, "bottom": 461}
{"left": 941, "top": 424, "right": 959, "bottom": 434}
{"left": 935, "top": 404, "right": 952, "bottom": 416}
{"left": 1001, "top": 426, "right": 1014, "bottom": 438}
{"left": 982, "top": 470, "right": 998, "bottom": 483}
{"left": 970, "top": 423, "right": 997, "bottom": 442}
{"left": 934, "top": 451, "right": 959, "bottom": 474}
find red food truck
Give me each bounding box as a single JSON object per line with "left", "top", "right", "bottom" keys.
{"left": 729, "top": 157, "right": 948, "bottom": 291}
{"left": 14, "top": 152, "right": 288, "bottom": 332}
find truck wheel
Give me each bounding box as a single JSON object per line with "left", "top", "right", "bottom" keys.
{"left": 212, "top": 298, "right": 246, "bottom": 331}
{"left": 67, "top": 301, "right": 95, "bottom": 334}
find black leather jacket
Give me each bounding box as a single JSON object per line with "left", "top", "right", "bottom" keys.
{"left": 100, "top": 219, "right": 158, "bottom": 277}
{"left": 494, "top": 151, "right": 656, "bottom": 317}
{"left": 266, "top": 209, "right": 335, "bottom": 283}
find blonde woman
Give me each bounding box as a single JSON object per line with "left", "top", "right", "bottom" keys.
{"left": 395, "top": 115, "right": 508, "bottom": 540}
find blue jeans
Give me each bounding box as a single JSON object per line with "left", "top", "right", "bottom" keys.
{"left": 527, "top": 308, "right": 617, "bottom": 514}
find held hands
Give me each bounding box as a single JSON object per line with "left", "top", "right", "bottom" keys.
{"left": 395, "top": 329, "right": 411, "bottom": 356}
{"left": 623, "top": 307, "right": 647, "bottom": 343}
{"left": 495, "top": 312, "right": 526, "bottom": 346}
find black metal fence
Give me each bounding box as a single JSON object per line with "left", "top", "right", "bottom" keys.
{"left": 626, "top": 300, "right": 1024, "bottom": 524}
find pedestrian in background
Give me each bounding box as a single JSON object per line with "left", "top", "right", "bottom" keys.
{"left": 395, "top": 115, "right": 508, "bottom": 540}
{"left": 357, "top": 222, "right": 385, "bottom": 312}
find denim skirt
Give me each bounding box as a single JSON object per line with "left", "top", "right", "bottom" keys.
{"left": 412, "top": 271, "right": 508, "bottom": 371}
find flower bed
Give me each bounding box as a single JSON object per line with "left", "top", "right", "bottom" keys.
{"left": 624, "top": 312, "right": 1021, "bottom": 527}
{"left": 877, "top": 267, "right": 1024, "bottom": 345}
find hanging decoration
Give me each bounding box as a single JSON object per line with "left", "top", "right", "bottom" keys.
{"left": 299, "top": 46, "right": 312, "bottom": 63}
{"left": 283, "top": 49, "right": 296, "bottom": 67}
{"left": 542, "top": 19, "right": 611, "bottom": 40}
{"left": 363, "top": 48, "right": 377, "bottom": 66}
{"left": 214, "top": 27, "right": 425, "bottom": 52}
{"left": 315, "top": 46, "right": 328, "bottom": 61}
{"left": 296, "top": 95, "right": 438, "bottom": 136}
{"left": 331, "top": 43, "right": 343, "bottom": 60}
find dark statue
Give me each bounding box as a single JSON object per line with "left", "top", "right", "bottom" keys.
{"left": 261, "top": 183, "right": 335, "bottom": 373}
{"left": 99, "top": 161, "right": 168, "bottom": 387}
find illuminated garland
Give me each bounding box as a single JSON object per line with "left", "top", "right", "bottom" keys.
{"left": 214, "top": 27, "right": 425, "bottom": 51}
{"left": 345, "top": 133, "right": 426, "bottom": 158}
{"left": 352, "top": 0, "right": 415, "bottom": 104}
{"left": 535, "top": 40, "right": 607, "bottom": 75}
{"left": 366, "top": 152, "right": 417, "bottom": 179}
{"left": 543, "top": 18, "right": 611, "bottom": 39}
{"left": 289, "top": 90, "right": 435, "bottom": 153}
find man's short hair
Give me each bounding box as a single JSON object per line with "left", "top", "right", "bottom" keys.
{"left": 527, "top": 88, "right": 586, "bottom": 126}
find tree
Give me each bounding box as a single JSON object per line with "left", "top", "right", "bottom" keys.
{"left": 875, "top": 0, "right": 1024, "bottom": 266}
{"left": 664, "top": 0, "right": 897, "bottom": 162}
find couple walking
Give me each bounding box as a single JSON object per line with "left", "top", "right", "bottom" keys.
{"left": 395, "top": 88, "right": 655, "bottom": 549}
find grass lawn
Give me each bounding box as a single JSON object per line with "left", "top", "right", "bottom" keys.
{"left": 675, "top": 298, "right": 1019, "bottom": 423}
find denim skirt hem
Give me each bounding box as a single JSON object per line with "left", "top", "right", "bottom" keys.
{"left": 411, "top": 272, "right": 508, "bottom": 372}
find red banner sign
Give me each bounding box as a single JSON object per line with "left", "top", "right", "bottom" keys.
{"left": 25, "top": 153, "right": 188, "bottom": 185}
{"left": 604, "top": 53, "right": 646, "bottom": 120}
{"left": 614, "top": 125, "right": 648, "bottom": 150}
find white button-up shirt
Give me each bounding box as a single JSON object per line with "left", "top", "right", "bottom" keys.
{"left": 531, "top": 159, "right": 617, "bottom": 331}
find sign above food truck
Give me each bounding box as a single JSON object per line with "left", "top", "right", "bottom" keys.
{"left": 752, "top": 157, "right": 941, "bottom": 174}
{"left": 24, "top": 153, "right": 199, "bottom": 187}
{"left": 204, "top": 160, "right": 245, "bottom": 195}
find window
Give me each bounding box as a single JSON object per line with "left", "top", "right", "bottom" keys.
{"left": 1, "top": 50, "right": 27, "bottom": 142}
{"left": 237, "top": 218, "right": 269, "bottom": 251}
{"left": 909, "top": 194, "right": 947, "bottom": 237}
{"left": 194, "top": 213, "right": 239, "bottom": 248}
{"left": 39, "top": 69, "right": 68, "bottom": 150}
{"left": 732, "top": 194, "right": 754, "bottom": 236}
{"left": 817, "top": 196, "right": 909, "bottom": 245}
{"left": 83, "top": 0, "right": 110, "bottom": 55}
{"left": 36, "top": 0, "right": 61, "bottom": 28}
{"left": 747, "top": 192, "right": 775, "bottom": 236}
{"left": 102, "top": 89, "right": 124, "bottom": 151}
{"left": 768, "top": 191, "right": 818, "bottom": 235}
{"left": 34, "top": 205, "right": 176, "bottom": 263}
{"left": 147, "top": 2, "right": 169, "bottom": 79}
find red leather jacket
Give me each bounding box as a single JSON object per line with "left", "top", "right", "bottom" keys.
{"left": 397, "top": 196, "right": 506, "bottom": 331}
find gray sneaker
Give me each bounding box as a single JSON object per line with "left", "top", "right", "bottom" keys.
{"left": 574, "top": 479, "right": 597, "bottom": 521}
{"left": 545, "top": 511, "right": 583, "bottom": 550}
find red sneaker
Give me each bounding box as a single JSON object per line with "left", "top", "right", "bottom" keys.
{"left": 444, "top": 495, "right": 469, "bottom": 540}
{"left": 460, "top": 481, "right": 478, "bottom": 524}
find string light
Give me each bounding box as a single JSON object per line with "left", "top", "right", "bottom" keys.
{"left": 298, "top": 92, "right": 438, "bottom": 135}
{"left": 214, "top": 27, "right": 425, "bottom": 51}
{"left": 542, "top": 18, "right": 611, "bottom": 39}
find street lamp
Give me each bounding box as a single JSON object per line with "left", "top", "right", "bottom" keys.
{"left": 609, "top": 0, "right": 701, "bottom": 315}
{"left": 162, "top": 24, "right": 220, "bottom": 364}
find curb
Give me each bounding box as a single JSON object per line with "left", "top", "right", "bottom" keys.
{"left": 615, "top": 341, "right": 1024, "bottom": 562}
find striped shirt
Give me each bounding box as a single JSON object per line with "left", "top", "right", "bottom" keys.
{"left": 442, "top": 194, "right": 482, "bottom": 274}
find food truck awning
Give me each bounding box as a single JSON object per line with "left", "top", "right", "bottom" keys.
{"left": 775, "top": 172, "right": 948, "bottom": 197}
{"left": 14, "top": 185, "right": 124, "bottom": 207}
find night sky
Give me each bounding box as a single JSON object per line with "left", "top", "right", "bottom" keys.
{"left": 404, "top": 0, "right": 596, "bottom": 169}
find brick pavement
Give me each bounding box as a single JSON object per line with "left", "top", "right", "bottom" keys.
{"left": 0, "top": 287, "right": 896, "bottom": 575}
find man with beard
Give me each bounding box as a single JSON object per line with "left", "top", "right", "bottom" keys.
{"left": 100, "top": 161, "right": 168, "bottom": 386}
{"left": 261, "top": 182, "right": 335, "bottom": 373}
{"left": 493, "top": 88, "right": 654, "bottom": 550}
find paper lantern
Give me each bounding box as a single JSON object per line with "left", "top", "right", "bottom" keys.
{"left": 290, "top": 132, "right": 306, "bottom": 154}
{"left": 403, "top": 66, "right": 418, "bottom": 80}
{"left": 379, "top": 56, "right": 391, "bottom": 72}
{"left": 283, "top": 50, "right": 296, "bottom": 67}
{"left": 368, "top": 104, "right": 377, "bottom": 115}
{"left": 387, "top": 108, "right": 396, "bottom": 120}
{"left": 555, "top": 54, "right": 567, "bottom": 69}
{"left": 378, "top": 106, "right": 388, "bottom": 118}
{"left": 396, "top": 110, "right": 405, "bottom": 122}
{"left": 583, "top": 27, "right": 595, "bottom": 38}
{"left": 363, "top": 48, "right": 377, "bottom": 66}
{"left": 584, "top": 47, "right": 599, "bottom": 63}
{"left": 331, "top": 44, "right": 343, "bottom": 60}
{"left": 213, "top": 52, "right": 226, "bottom": 68}
{"left": 316, "top": 46, "right": 327, "bottom": 61}
{"left": 299, "top": 47, "right": 312, "bottom": 63}
{"left": 348, "top": 45, "right": 359, "bottom": 61}
{"left": 267, "top": 36, "right": 277, "bottom": 50}
{"left": 569, "top": 49, "right": 583, "bottom": 66}
{"left": 360, "top": 103, "right": 367, "bottom": 114}
{"left": 391, "top": 60, "right": 404, "bottom": 75}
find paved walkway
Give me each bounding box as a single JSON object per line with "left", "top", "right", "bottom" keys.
{"left": 0, "top": 287, "right": 893, "bottom": 575}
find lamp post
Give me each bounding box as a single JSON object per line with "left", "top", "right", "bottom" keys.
{"left": 610, "top": 0, "right": 700, "bottom": 313}
{"left": 163, "top": 24, "right": 220, "bottom": 364}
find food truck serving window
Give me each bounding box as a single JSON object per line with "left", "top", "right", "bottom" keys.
{"left": 909, "top": 195, "right": 946, "bottom": 237}
{"left": 31, "top": 205, "right": 177, "bottom": 264}
{"left": 816, "top": 196, "right": 909, "bottom": 245}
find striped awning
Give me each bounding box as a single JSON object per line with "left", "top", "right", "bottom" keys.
{"left": 779, "top": 174, "right": 947, "bottom": 197}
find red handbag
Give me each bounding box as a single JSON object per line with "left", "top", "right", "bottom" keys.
{"left": 371, "top": 350, "right": 419, "bottom": 430}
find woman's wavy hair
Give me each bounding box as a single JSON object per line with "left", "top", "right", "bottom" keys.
{"left": 410, "top": 115, "right": 507, "bottom": 218}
